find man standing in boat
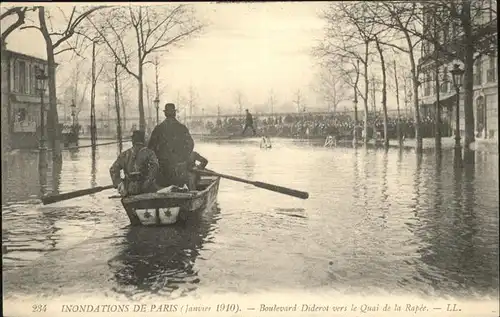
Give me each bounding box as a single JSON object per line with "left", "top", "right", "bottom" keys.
{"left": 241, "top": 109, "right": 257, "bottom": 136}
{"left": 110, "top": 130, "right": 160, "bottom": 197}
{"left": 148, "top": 103, "right": 194, "bottom": 188}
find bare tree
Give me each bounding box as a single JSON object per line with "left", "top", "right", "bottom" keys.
{"left": 113, "top": 62, "right": 122, "bottom": 143}
{"left": 374, "top": 34, "right": 389, "bottom": 148}
{"left": 235, "top": 90, "right": 244, "bottom": 117}
{"left": 268, "top": 89, "right": 276, "bottom": 116}
{"left": 187, "top": 85, "right": 198, "bottom": 126}
{"left": 1, "top": 7, "right": 35, "bottom": 47}
{"left": 20, "top": 5, "right": 106, "bottom": 161}
{"left": 87, "top": 4, "right": 205, "bottom": 132}
{"left": 59, "top": 59, "right": 90, "bottom": 123}
{"left": 363, "top": 2, "right": 425, "bottom": 151}
{"left": 313, "top": 67, "right": 348, "bottom": 114}
{"left": 392, "top": 59, "right": 403, "bottom": 145}
{"left": 316, "top": 2, "right": 381, "bottom": 144}
{"left": 293, "top": 89, "right": 304, "bottom": 113}
{"left": 89, "top": 39, "right": 106, "bottom": 146}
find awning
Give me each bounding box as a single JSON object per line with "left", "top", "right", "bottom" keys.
{"left": 10, "top": 94, "right": 43, "bottom": 104}
{"left": 420, "top": 92, "right": 457, "bottom": 109}
{"left": 439, "top": 93, "right": 457, "bottom": 109}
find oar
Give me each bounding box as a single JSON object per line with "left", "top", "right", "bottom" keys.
{"left": 194, "top": 168, "right": 309, "bottom": 200}
{"left": 41, "top": 185, "right": 115, "bottom": 205}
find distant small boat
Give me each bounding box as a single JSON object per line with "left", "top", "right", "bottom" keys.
{"left": 121, "top": 176, "right": 220, "bottom": 226}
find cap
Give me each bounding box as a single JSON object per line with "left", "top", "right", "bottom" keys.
{"left": 131, "top": 130, "right": 145, "bottom": 144}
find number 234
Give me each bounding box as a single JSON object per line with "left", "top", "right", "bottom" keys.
{"left": 32, "top": 304, "right": 47, "bottom": 312}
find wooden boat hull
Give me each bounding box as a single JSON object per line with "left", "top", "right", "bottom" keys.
{"left": 121, "top": 176, "right": 220, "bottom": 226}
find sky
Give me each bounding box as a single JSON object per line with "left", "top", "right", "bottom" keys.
{"left": 2, "top": 2, "right": 407, "bottom": 118}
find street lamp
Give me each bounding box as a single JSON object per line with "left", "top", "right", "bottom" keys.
{"left": 35, "top": 66, "right": 48, "bottom": 150}
{"left": 450, "top": 63, "right": 464, "bottom": 150}
{"left": 202, "top": 107, "right": 205, "bottom": 136}
{"left": 70, "top": 100, "right": 76, "bottom": 126}
{"left": 154, "top": 97, "right": 160, "bottom": 124}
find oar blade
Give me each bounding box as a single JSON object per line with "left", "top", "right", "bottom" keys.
{"left": 41, "top": 185, "right": 114, "bottom": 205}
{"left": 253, "top": 181, "right": 309, "bottom": 200}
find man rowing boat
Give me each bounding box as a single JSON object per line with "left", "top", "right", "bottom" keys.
{"left": 110, "top": 130, "right": 160, "bottom": 197}
{"left": 187, "top": 151, "right": 209, "bottom": 190}
{"left": 148, "top": 103, "right": 194, "bottom": 188}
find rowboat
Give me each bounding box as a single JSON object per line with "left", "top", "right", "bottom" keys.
{"left": 121, "top": 175, "right": 220, "bottom": 226}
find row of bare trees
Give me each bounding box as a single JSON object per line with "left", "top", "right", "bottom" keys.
{"left": 2, "top": 4, "right": 205, "bottom": 161}
{"left": 314, "top": 1, "right": 497, "bottom": 152}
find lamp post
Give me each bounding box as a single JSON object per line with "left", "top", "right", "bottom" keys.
{"left": 35, "top": 66, "right": 48, "bottom": 150}
{"left": 154, "top": 97, "right": 160, "bottom": 125}
{"left": 70, "top": 100, "right": 76, "bottom": 126}
{"left": 202, "top": 107, "right": 205, "bottom": 136}
{"left": 450, "top": 63, "right": 464, "bottom": 150}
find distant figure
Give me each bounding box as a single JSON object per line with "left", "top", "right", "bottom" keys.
{"left": 110, "top": 130, "right": 159, "bottom": 197}
{"left": 148, "top": 103, "right": 194, "bottom": 188}
{"left": 241, "top": 109, "right": 256, "bottom": 136}
{"left": 324, "top": 135, "right": 336, "bottom": 147}
{"left": 260, "top": 136, "right": 272, "bottom": 149}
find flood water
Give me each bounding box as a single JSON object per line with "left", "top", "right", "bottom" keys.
{"left": 2, "top": 139, "right": 499, "bottom": 316}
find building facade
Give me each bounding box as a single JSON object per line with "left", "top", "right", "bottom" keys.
{"left": 418, "top": 0, "right": 497, "bottom": 140}
{"left": 1, "top": 49, "right": 57, "bottom": 149}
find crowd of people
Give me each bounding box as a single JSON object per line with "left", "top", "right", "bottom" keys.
{"left": 107, "top": 103, "right": 455, "bottom": 200}
{"left": 206, "top": 112, "right": 453, "bottom": 140}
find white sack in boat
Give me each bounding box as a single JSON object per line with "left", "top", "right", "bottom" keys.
{"left": 156, "top": 184, "right": 190, "bottom": 193}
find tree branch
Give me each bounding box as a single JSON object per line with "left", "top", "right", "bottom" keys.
{"left": 52, "top": 6, "right": 107, "bottom": 49}
{"left": 1, "top": 7, "right": 29, "bottom": 44}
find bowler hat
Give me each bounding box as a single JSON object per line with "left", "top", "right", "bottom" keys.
{"left": 131, "top": 130, "right": 145, "bottom": 144}
{"left": 164, "top": 103, "right": 176, "bottom": 113}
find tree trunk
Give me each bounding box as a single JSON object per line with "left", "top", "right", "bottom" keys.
{"left": 119, "top": 79, "right": 126, "bottom": 131}
{"left": 39, "top": 7, "right": 62, "bottom": 162}
{"left": 433, "top": 6, "right": 442, "bottom": 152}
{"left": 376, "top": 39, "right": 389, "bottom": 148}
{"left": 435, "top": 63, "right": 442, "bottom": 151}
{"left": 408, "top": 46, "right": 422, "bottom": 152}
{"left": 138, "top": 64, "right": 146, "bottom": 131}
{"left": 90, "top": 41, "right": 97, "bottom": 147}
{"left": 394, "top": 60, "right": 402, "bottom": 146}
{"left": 114, "top": 63, "right": 122, "bottom": 146}
{"left": 363, "top": 42, "right": 369, "bottom": 145}
{"left": 461, "top": 0, "right": 475, "bottom": 151}
{"left": 353, "top": 60, "right": 360, "bottom": 143}
{"left": 45, "top": 41, "right": 62, "bottom": 162}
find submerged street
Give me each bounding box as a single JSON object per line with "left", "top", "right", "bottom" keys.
{"left": 2, "top": 139, "right": 498, "bottom": 316}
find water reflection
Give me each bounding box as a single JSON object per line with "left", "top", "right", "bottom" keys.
{"left": 1, "top": 140, "right": 498, "bottom": 299}
{"left": 2, "top": 151, "right": 43, "bottom": 203}
{"left": 39, "top": 154, "right": 49, "bottom": 197}
{"left": 69, "top": 147, "right": 79, "bottom": 161}
{"left": 433, "top": 153, "right": 444, "bottom": 217}
{"left": 352, "top": 148, "right": 360, "bottom": 203}
{"left": 242, "top": 148, "right": 255, "bottom": 179}
{"left": 91, "top": 148, "right": 98, "bottom": 188}
{"left": 380, "top": 149, "right": 389, "bottom": 227}
{"left": 50, "top": 160, "right": 63, "bottom": 195}
{"left": 409, "top": 150, "right": 498, "bottom": 297}
{"left": 108, "top": 205, "right": 221, "bottom": 299}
